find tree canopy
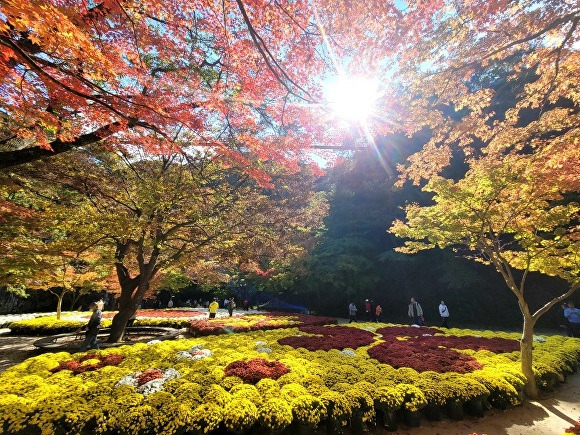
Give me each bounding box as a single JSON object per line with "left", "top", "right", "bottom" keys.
{"left": 1, "top": 149, "right": 326, "bottom": 339}
{"left": 387, "top": 0, "right": 579, "bottom": 398}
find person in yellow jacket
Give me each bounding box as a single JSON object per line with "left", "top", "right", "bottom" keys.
{"left": 209, "top": 298, "right": 219, "bottom": 318}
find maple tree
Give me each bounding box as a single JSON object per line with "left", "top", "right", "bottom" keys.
{"left": 3, "top": 148, "right": 326, "bottom": 341}
{"left": 0, "top": 183, "right": 115, "bottom": 318}
{"left": 388, "top": 1, "right": 579, "bottom": 398}
{"left": 0, "top": 0, "right": 343, "bottom": 175}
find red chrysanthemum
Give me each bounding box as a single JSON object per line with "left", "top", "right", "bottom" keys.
{"left": 367, "top": 340, "right": 483, "bottom": 373}
{"left": 225, "top": 358, "right": 290, "bottom": 384}
{"left": 277, "top": 325, "right": 375, "bottom": 351}
{"left": 376, "top": 325, "right": 444, "bottom": 339}
{"left": 136, "top": 368, "right": 164, "bottom": 386}
{"left": 50, "top": 353, "right": 124, "bottom": 375}
{"left": 413, "top": 334, "right": 520, "bottom": 353}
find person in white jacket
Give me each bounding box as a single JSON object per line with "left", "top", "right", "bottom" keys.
{"left": 439, "top": 301, "right": 450, "bottom": 328}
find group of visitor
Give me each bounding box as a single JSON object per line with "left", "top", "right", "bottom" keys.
{"left": 209, "top": 297, "right": 240, "bottom": 318}
{"left": 75, "top": 294, "right": 578, "bottom": 353}
{"left": 348, "top": 300, "right": 384, "bottom": 323}
{"left": 347, "top": 297, "right": 451, "bottom": 328}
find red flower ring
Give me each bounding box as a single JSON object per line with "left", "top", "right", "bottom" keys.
{"left": 367, "top": 340, "right": 483, "bottom": 373}
{"left": 277, "top": 325, "right": 375, "bottom": 351}
{"left": 50, "top": 353, "right": 124, "bottom": 375}
{"left": 413, "top": 334, "right": 520, "bottom": 353}
{"left": 376, "top": 325, "right": 444, "bottom": 339}
{"left": 368, "top": 327, "right": 519, "bottom": 373}
{"left": 225, "top": 358, "right": 290, "bottom": 384}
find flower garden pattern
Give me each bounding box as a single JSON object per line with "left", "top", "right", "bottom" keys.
{"left": 189, "top": 312, "right": 337, "bottom": 336}
{"left": 0, "top": 319, "right": 579, "bottom": 434}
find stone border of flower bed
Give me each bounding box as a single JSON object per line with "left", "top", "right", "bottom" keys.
{"left": 33, "top": 326, "right": 181, "bottom": 351}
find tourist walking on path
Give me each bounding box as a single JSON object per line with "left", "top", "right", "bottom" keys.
{"left": 77, "top": 301, "right": 102, "bottom": 351}
{"left": 408, "top": 298, "right": 423, "bottom": 326}
{"left": 348, "top": 302, "right": 358, "bottom": 323}
{"left": 209, "top": 298, "right": 219, "bottom": 319}
{"left": 564, "top": 301, "right": 580, "bottom": 337}
{"left": 439, "top": 300, "right": 450, "bottom": 328}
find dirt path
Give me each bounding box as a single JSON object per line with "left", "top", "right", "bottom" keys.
{"left": 383, "top": 373, "right": 580, "bottom": 434}
{"left": 0, "top": 330, "right": 578, "bottom": 434}
{"left": 0, "top": 329, "right": 42, "bottom": 372}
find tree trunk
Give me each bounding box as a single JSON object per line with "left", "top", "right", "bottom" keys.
{"left": 69, "top": 289, "right": 82, "bottom": 311}
{"left": 107, "top": 282, "right": 138, "bottom": 342}
{"left": 108, "top": 239, "right": 160, "bottom": 342}
{"left": 56, "top": 291, "right": 64, "bottom": 320}
{"left": 108, "top": 307, "right": 132, "bottom": 342}
{"left": 520, "top": 314, "right": 538, "bottom": 398}
{"left": 107, "top": 280, "right": 149, "bottom": 342}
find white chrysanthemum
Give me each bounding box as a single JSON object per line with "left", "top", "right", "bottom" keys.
{"left": 116, "top": 373, "right": 140, "bottom": 387}
{"left": 177, "top": 348, "right": 212, "bottom": 360}
{"left": 340, "top": 349, "right": 356, "bottom": 357}
{"left": 147, "top": 339, "right": 162, "bottom": 345}
{"left": 257, "top": 347, "right": 272, "bottom": 354}
{"left": 138, "top": 378, "right": 166, "bottom": 396}
{"left": 115, "top": 368, "right": 181, "bottom": 396}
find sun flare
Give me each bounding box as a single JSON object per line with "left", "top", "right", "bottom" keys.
{"left": 324, "top": 76, "right": 379, "bottom": 122}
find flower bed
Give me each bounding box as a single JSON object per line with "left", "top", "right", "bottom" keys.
{"left": 50, "top": 353, "right": 124, "bottom": 375}
{"left": 565, "top": 419, "right": 580, "bottom": 434}
{"left": 367, "top": 339, "right": 484, "bottom": 373}
{"left": 277, "top": 325, "right": 375, "bottom": 351}
{"left": 367, "top": 326, "right": 520, "bottom": 373}
{"left": 95, "top": 309, "right": 206, "bottom": 320}
{"left": 0, "top": 324, "right": 578, "bottom": 434}
{"left": 189, "top": 312, "right": 337, "bottom": 336}
{"left": 7, "top": 315, "right": 114, "bottom": 335}
{"left": 224, "top": 358, "right": 290, "bottom": 383}
{"left": 8, "top": 309, "right": 208, "bottom": 335}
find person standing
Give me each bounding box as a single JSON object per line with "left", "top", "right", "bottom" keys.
{"left": 228, "top": 297, "right": 236, "bottom": 317}
{"left": 209, "top": 298, "right": 219, "bottom": 319}
{"left": 348, "top": 302, "right": 358, "bottom": 323}
{"left": 408, "top": 298, "right": 423, "bottom": 326}
{"left": 375, "top": 304, "right": 383, "bottom": 323}
{"left": 439, "top": 300, "right": 450, "bottom": 328}
{"left": 365, "top": 299, "right": 372, "bottom": 321}
{"left": 564, "top": 301, "right": 580, "bottom": 337}
{"left": 77, "top": 301, "right": 102, "bottom": 351}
